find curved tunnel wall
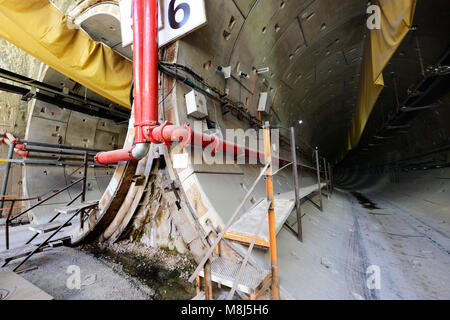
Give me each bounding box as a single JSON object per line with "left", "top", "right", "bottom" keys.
{"left": 23, "top": 66, "right": 127, "bottom": 224}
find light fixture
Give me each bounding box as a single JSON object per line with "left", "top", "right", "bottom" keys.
{"left": 257, "top": 67, "right": 270, "bottom": 74}
{"left": 298, "top": 120, "right": 303, "bottom": 125}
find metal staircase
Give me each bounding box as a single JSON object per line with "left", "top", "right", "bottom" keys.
{"left": 0, "top": 201, "right": 98, "bottom": 271}
{"left": 0, "top": 149, "right": 99, "bottom": 272}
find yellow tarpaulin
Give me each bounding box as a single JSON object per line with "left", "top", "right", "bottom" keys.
{"left": 0, "top": 0, "right": 132, "bottom": 109}
{"left": 337, "top": 0, "right": 417, "bottom": 162}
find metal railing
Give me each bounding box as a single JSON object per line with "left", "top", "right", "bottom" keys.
{"left": 2, "top": 152, "right": 90, "bottom": 251}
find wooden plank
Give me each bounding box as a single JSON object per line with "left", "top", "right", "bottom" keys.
{"left": 224, "top": 196, "right": 294, "bottom": 249}
{"left": 224, "top": 184, "right": 326, "bottom": 248}
{"left": 224, "top": 231, "right": 270, "bottom": 249}
{"left": 28, "top": 221, "right": 71, "bottom": 234}
{"left": 191, "top": 291, "right": 205, "bottom": 300}
{"left": 0, "top": 271, "right": 53, "bottom": 300}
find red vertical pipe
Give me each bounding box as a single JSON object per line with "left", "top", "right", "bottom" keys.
{"left": 142, "top": 0, "right": 159, "bottom": 140}
{"left": 133, "top": 0, "right": 145, "bottom": 143}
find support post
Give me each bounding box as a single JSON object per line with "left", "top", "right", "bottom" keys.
{"left": 328, "top": 162, "right": 333, "bottom": 194}
{"left": 263, "top": 122, "right": 280, "bottom": 300}
{"left": 204, "top": 260, "right": 213, "bottom": 300}
{"left": 80, "top": 152, "right": 88, "bottom": 228}
{"left": 5, "top": 199, "right": 15, "bottom": 250}
{"left": 315, "top": 148, "right": 323, "bottom": 211}
{"left": 0, "top": 142, "right": 15, "bottom": 213}
{"left": 195, "top": 275, "right": 201, "bottom": 295}
{"left": 290, "top": 127, "right": 302, "bottom": 242}
{"left": 323, "top": 158, "right": 330, "bottom": 200}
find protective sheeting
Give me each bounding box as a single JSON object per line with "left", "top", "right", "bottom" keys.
{"left": 337, "top": 0, "right": 417, "bottom": 162}
{"left": 0, "top": 0, "right": 132, "bottom": 109}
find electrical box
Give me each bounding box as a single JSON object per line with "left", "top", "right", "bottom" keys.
{"left": 257, "top": 92, "right": 270, "bottom": 113}
{"left": 185, "top": 90, "right": 208, "bottom": 119}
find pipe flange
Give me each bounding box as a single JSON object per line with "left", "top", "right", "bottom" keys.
{"left": 180, "top": 124, "right": 192, "bottom": 148}
{"left": 159, "top": 121, "right": 173, "bottom": 146}
{"left": 146, "top": 126, "right": 160, "bottom": 144}
{"left": 209, "top": 134, "right": 221, "bottom": 154}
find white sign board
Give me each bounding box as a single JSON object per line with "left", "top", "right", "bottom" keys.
{"left": 119, "top": 0, "right": 207, "bottom": 48}
{"left": 172, "top": 153, "right": 189, "bottom": 169}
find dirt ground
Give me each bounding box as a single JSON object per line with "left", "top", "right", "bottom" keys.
{"left": 0, "top": 224, "right": 196, "bottom": 300}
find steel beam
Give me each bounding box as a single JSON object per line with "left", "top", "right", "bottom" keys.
{"left": 290, "top": 127, "right": 302, "bottom": 242}
{"left": 315, "top": 148, "right": 323, "bottom": 211}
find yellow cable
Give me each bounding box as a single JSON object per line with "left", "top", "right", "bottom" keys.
{"left": 0, "top": 73, "right": 35, "bottom": 84}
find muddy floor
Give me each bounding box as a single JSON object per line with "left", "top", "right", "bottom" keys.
{"left": 82, "top": 241, "right": 197, "bottom": 300}
{"left": 1, "top": 224, "right": 197, "bottom": 300}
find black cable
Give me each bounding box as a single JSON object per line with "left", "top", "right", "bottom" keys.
{"left": 129, "top": 80, "right": 134, "bottom": 107}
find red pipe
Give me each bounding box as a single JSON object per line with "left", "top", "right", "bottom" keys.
{"left": 95, "top": 0, "right": 161, "bottom": 165}
{"left": 15, "top": 150, "right": 29, "bottom": 157}
{"left": 95, "top": 148, "right": 136, "bottom": 165}
{"left": 142, "top": 0, "right": 159, "bottom": 137}
{"left": 133, "top": 0, "right": 145, "bottom": 144}
{"left": 94, "top": 1, "right": 313, "bottom": 171}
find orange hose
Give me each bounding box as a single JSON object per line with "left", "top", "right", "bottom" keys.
{"left": 0, "top": 206, "right": 25, "bottom": 211}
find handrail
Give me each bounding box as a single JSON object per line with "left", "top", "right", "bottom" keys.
{"left": 12, "top": 206, "right": 88, "bottom": 272}
{"left": 1, "top": 163, "right": 84, "bottom": 204}
{"left": 6, "top": 177, "right": 84, "bottom": 224}
{"left": 4, "top": 152, "right": 89, "bottom": 250}
{"left": 227, "top": 208, "right": 267, "bottom": 300}
{"left": 188, "top": 162, "right": 270, "bottom": 283}
{"left": 25, "top": 191, "right": 84, "bottom": 246}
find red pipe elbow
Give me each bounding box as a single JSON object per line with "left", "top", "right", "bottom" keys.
{"left": 95, "top": 148, "right": 135, "bottom": 165}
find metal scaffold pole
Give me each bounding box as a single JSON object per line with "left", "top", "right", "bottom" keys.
{"left": 328, "top": 162, "right": 334, "bottom": 194}
{"left": 315, "top": 148, "right": 323, "bottom": 211}
{"left": 263, "top": 122, "right": 280, "bottom": 300}
{"left": 0, "top": 142, "right": 15, "bottom": 214}
{"left": 323, "top": 158, "right": 330, "bottom": 199}
{"left": 290, "top": 127, "right": 303, "bottom": 242}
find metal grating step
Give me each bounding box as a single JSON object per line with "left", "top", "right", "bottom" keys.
{"left": 200, "top": 257, "right": 270, "bottom": 295}
{"left": 0, "top": 244, "right": 42, "bottom": 264}
{"left": 28, "top": 221, "right": 71, "bottom": 234}
{"left": 55, "top": 200, "right": 98, "bottom": 214}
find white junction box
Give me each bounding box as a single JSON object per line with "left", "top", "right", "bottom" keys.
{"left": 257, "top": 92, "right": 271, "bottom": 113}
{"left": 185, "top": 90, "right": 208, "bottom": 119}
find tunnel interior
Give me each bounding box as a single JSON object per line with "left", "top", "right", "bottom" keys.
{"left": 0, "top": 0, "right": 448, "bottom": 300}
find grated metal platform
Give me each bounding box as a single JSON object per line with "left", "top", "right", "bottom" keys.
{"left": 200, "top": 257, "right": 270, "bottom": 295}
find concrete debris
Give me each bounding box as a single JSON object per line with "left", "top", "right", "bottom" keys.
{"left": 82, "top": 274, "right": 97, "bottom": 287}
{"left": 411, "top": 260, "right": 422, "bottom": 267}
{"left": 352, "top": 292, "right": 365, "bottom": 300}
{"left": 320, "top": 257, "right": 332, "bottom": 268}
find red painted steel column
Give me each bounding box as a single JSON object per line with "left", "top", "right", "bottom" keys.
{"left": 142, "top": 0, "right": 159, "bottom": 140}
{"left": 133, "top": 0, "right": 145, "bottom": 143}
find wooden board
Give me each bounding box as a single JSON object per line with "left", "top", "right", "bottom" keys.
{"left": 0, "top": 271, "right": 53, "bottom": 300}
{"left": 224, "top": 183, "right": 326, "bottom": 248}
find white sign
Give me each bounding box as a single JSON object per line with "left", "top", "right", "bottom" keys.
{"left": 119, "top": 0, "right": 207, "bottom": 48}
{"left": 173, "top": 153, "right": 189, "bottom": 169}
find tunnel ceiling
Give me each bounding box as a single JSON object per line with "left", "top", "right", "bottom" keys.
{"left": 54, "top": 0, "right": 449, "bottom": 164}
{"left": 235, "top": 0, "right": 367, "bottom": 158}
{"left": 69, "top": 0, "right": 368, "bottom": 159}
{"left": 179, "top": 0, "right": 368, "bottom": 159}
{"left": 340, "top": 0, "right": 450, "bottom": 169}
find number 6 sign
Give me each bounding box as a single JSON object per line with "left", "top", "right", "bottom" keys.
{"left": 119, "top": 0, "right": 207, "bottom": 48}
